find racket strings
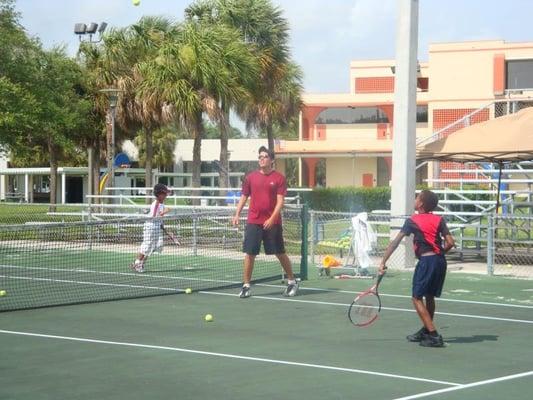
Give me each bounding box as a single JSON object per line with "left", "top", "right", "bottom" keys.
{"left": 350, "top": 293, "right": 380, "bottom": 325}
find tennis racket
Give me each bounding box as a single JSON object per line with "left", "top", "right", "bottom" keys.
{"left": 348, "top": 271, "right": 386, "bottom": 327}
{"left": 162, "top": 225, "right": 180, "bottom": 245}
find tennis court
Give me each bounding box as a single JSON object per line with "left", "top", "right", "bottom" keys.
{"left": 1, "top": 214, "right": 533, "bottom": 399}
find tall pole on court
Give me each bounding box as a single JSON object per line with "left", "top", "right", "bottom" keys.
{"left": 390, "top": 0, "right": 419, "bottom": 268}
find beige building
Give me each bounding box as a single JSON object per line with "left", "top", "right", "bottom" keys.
{"left": 276, "top": 40, "right": 533, "bottom": 187}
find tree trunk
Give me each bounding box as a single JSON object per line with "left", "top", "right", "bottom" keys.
{"left": 191, "top": 114, "right": 203, "bottom": 206}
{"left": 267, "top": 123, "right": 275, "bottom": 151}
{"left": 48, "top": 139, "right": 58, "bottom": 213}
{"left": 87, "top": 145, "right": 94, "bottom": 205}
{"left": 93, "top": 137, "right": 102, "bottom": 205}
{"left": 218, "top": 107, "right": 230, "bottom": 206}
{"left": 145, "top": 128, "right": 153, "bottom": 204}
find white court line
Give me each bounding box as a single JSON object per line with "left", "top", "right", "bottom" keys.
{"left": 255, "top": 283, "right": 533, "bottom": 309}
{"left": 0, "top": 329, "right": 460, "bottom": 387}
{"left": 2, "top": 274, "right": 533, "bottom": 325}
{"left": 201, "top": 291, "right": 533, "bottom": 325}
{"left": 3, "top": 263, "right": 532, "bottom": 309}
{"left": 0, "top": 275, "right": 183, "bottom": 293}
{"left": 0, "top": 264, "right": 239, "bottom": 286}
{"left": 391, "top": 370, "right": 533, "bottom": 400}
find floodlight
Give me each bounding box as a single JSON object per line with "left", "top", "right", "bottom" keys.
{"left": 98, "top": 22, "right": 108, "bottom": 34}
{"left": 86, "top": 23, "right": 98, "bottom": 34}
{"left": 74, "top": 23, "right": 87, "bottom": 35}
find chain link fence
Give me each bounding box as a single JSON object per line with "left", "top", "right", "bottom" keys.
{"left": 2, "top": 203, "right": 532, "bottom": 279}
{"left": 488, "top": 214, "right": 533, "bottom": 278}
{"left": 308, "top": 211, "right": 411, "bottom": 278}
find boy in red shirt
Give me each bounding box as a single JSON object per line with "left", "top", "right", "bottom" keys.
{"left": 232, "top": 146, "right": 299, "bottom": 298}
{"left": 379, "top": 190, "right": 455, "bottom": 347}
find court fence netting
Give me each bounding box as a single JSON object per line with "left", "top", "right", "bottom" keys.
{"left": 0, "top": 206, "right": 308, "bottom": 312}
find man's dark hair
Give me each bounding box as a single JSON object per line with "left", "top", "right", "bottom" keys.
{"left": 418, "top": 190, "right": 439, "bottom": 212}
{"left": 258, "top": 146, "right": 275, "bottom": 160}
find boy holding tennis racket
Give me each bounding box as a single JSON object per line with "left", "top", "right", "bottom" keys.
{"left": 378, "top": 190, "right": 455, "bottom": 347}
{"left": 232, "top": 146, "right": 299, "bottom": 298}
{"left": 130, "top": 183, "right": 171, "bottom": 273}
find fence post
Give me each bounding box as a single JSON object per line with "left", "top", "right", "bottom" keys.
{"left": 487, "top": 213, "right": 494, "bottom": 275}
{"left": 300, "top": 203, "right": 309, "bottom": 280}
{"left": 309, "top": 210, "right": 315, "bottom": 275}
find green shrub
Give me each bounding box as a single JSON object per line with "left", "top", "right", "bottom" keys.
{"left": 306, "top": 187, "right": 391, "bottom": 212}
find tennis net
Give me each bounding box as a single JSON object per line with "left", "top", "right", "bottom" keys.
{"left": 0, "top": 207, "right": 306, "bottom": 311}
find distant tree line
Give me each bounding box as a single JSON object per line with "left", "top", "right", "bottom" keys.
{"left": 0, "top": 0, "right": 302, "bottom": 206}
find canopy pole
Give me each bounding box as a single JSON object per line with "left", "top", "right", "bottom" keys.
{"left": 495, "top": 161, "right": 503, "bottom": 214}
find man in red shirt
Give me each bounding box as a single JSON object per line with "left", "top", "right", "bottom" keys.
{"left": 232, "top": 146, "right": 299, "bottom": 298}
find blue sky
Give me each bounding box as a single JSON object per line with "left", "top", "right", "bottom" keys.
{"left": 15, "top": 0, "right": 533, "bottom": 94}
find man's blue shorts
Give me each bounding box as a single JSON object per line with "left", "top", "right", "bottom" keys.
{"left": 412, "top": 254, "right": 447, "bottom": 298}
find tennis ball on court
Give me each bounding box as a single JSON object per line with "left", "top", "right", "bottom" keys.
{"left": 132, "top": 0, "right": 140, "bottom": 6}
{"left": 506, "top": 263, "right": 513, "bottom": 268}
{"left": 185, "top": 288, "right": 192, "bottom": 294}
{"left": 204, "top": 314, "right": 213, "bottom": 322}
{"left": 0, "top": 290, "right": 6, "bottom": 296}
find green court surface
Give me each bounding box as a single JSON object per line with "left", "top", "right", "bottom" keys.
{"left": 1, "top": 271, "right": 532, "bottom": 400}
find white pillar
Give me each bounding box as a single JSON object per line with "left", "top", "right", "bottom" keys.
{"left": 390, "top": 0, "right": 419, "bottom": 269}
{"left": 24, "top": 174, "right": 29, "bottom": 202}
{"left": 61, "top": 173, "right": 66, "bottom": 204}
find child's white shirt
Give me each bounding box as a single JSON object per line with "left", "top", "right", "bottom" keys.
{"left": 144, "top": 199, "right": 166, "bottom": 229}
{"left": 148, "top": 199, "right": 166, "bottom": 218}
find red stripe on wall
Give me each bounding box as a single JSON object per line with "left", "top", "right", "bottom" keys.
{"left": 355, "top": 77, "right": 395, "bottom": 93}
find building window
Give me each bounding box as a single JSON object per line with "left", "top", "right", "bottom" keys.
{"left": 315, "top": 107, "right": 389, "bottom": 124}
{"left": 417, "top": 105, "right": 428, "bottom": 123}
{"left": 506, "top": 59, "right": 533, "bottom": 90}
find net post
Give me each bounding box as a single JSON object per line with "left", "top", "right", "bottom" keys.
{"left": 300, "top": 203, "right": 309, "bottom": 280}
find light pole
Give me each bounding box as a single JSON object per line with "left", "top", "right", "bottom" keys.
{"left": 100, "top": 88, "right": 122, "bottom": 191}
{"left": 74, "top": 22, "right": 108, "bottom": 202}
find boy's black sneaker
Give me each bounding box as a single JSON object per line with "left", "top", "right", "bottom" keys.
{"left": 419, "top": 333, "right": 445, "bottom": 348}
{"left": 406, "top": 327, "right": 428, "bottom": 342}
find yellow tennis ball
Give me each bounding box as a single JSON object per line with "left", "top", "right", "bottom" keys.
{"left": 185, "top": 288, "right": 192, "bottom": 294}
{"left": 132, "top": 0, "right": 140, "bottom": 6}
{"left": 506, "top": 263, "right": 513, "bottom": 268}
{"left": 204, "top": 314, "right": 213, "bottom": 322}
{"left": 0, "top": 290, "right": 6, "bottom": 296}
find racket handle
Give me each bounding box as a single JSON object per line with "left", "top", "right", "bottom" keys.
{"left": 376, "top": 271, "right": 385, "bottom": 286}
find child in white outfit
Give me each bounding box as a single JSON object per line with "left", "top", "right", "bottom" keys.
{"left": 130, "top": 183, "right": 171, "bottom": 272}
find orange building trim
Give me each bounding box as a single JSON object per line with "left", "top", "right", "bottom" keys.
{"left": 493, "top": 53, "right": 506, "bottom": 95}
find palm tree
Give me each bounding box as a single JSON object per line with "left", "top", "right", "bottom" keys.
{"left": 134, "top": 126, "right": 178, "bottom": 172}
{"left": 186, "top": 0, "right": 303, "bottom": 151}
{"left": 110, "top": 17, "right": 176, "bottom": 195}
{"left": 243, "top": 61, "right": 303, "bottom": 149}
{"left": 81, "top": 17, "right": 175, "bottom": 199}
{"left": 138, "top": 20, "right": 257, "bottom": 202}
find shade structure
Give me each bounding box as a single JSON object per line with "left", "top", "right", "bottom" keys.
{"left": 417, "top": 106, "right": 533, "bottom": 162}
{"left": 417, "top": 106, "right": 533, "bottom": 213}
